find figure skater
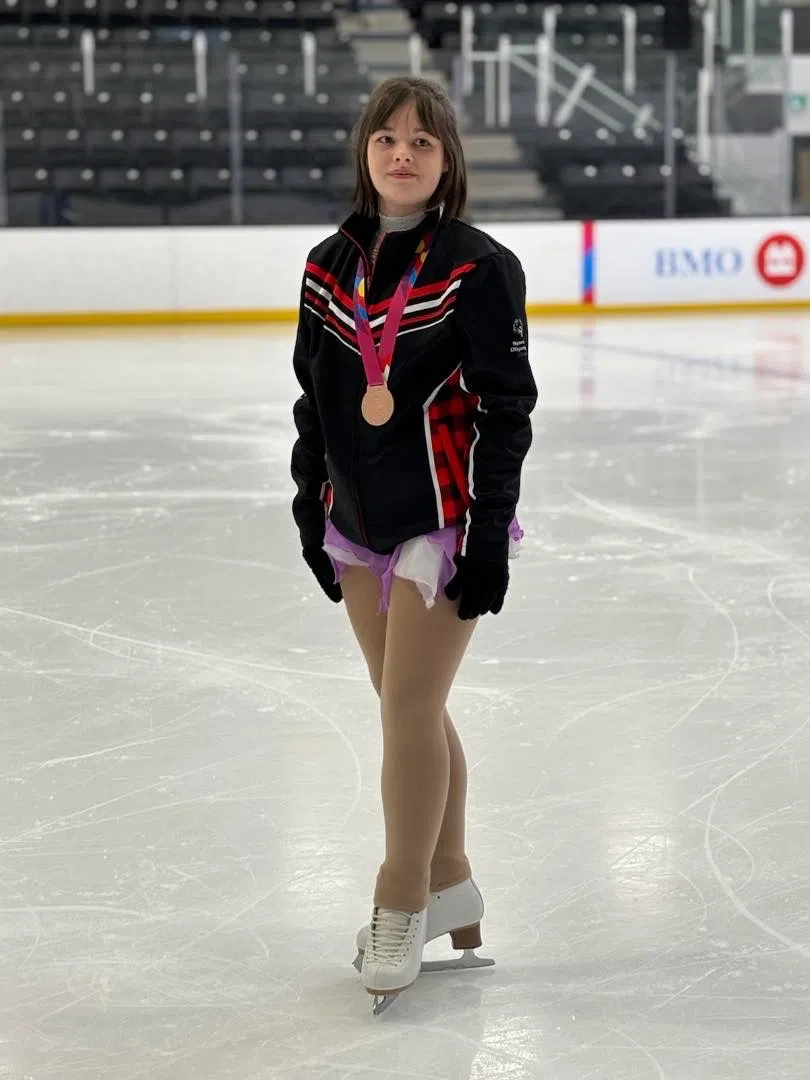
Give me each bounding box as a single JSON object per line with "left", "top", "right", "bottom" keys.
{"left": 290, "top": 75, "right": 537, "bottom": 1013}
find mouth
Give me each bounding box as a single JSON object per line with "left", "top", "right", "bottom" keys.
{"left": 389, "top": 171, "right": 417, "bottom": 179}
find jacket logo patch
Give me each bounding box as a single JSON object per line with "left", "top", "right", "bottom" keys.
{"left": 511, "top": 317, "right": 527, "bottom": 355}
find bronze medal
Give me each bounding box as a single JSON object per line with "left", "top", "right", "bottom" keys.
{"left": 361, "top": 384, "right": 395, "bottom": 426}
{"left": 354, "top": 228, "right": 434, "bottom": 430}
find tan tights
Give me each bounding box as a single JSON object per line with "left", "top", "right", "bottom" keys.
{"left": 341, "top": 565, "right": 477, "bottom": 913}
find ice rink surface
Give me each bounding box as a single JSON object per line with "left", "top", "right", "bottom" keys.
{"left": 1, "top": 313, "right": 810, "bottom": 1080}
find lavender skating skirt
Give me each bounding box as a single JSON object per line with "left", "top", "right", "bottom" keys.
{"left": 323, "top": 518, "right": 523, "bottom": 614}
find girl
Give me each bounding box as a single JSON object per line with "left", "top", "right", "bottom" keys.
{"left": 290, "top": 76, "right": 537, "bottom": 1012}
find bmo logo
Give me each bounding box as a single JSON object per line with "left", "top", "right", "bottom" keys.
{"left": 756, "top": 233, "right": 805, "bottom": 287}
{"left": 654, "top": 247, "right": 743, "bottom": 278}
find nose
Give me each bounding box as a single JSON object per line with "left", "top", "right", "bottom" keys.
{"left": 392, "top": 141, "right": 413, "bottom": 162}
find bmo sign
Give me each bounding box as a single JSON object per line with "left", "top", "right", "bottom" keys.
{"left": 654, "top": 234, "right": 804, "bottom": 288}
{"left": 755, "top": 233, "right": 804, "bottom": 287}
{"left": 595, "top": 219, "right": 810, "bottom": 306}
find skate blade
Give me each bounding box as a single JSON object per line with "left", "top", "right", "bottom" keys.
{"left": 354, "top": 948, "right": 494, "bottom": 975}
{"left": 372, "top": 991, "right": 400, "bottom": 1016}
{"left": 420, "top": 948, "right": 495, "bottom": 973}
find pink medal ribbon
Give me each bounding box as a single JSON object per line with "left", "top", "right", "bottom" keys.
{"left": 353, "top": 230, "right": 435, "bottom": 426}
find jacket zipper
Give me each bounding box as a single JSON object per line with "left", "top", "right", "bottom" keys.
{"left": 338, "top": 226, "right": 378, "bottom": 549}
{"left": 339, "top": 226, "right": 373, "bottom": 283}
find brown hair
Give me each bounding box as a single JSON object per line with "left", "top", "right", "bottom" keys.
{"left": 351, "top": 76, "right": 467, "bottom": 221}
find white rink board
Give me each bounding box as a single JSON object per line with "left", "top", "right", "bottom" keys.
{"left": 484, "top": 220, "right": 581, "bottom": 308}
{"left": 0, "top": 221, "right": 582, "bottom": 318}
{"left": 0, "top": 228, "right": 174, "bottom": 314}
{"left": 170, "top": 225, "right": 330, "bottom": 312}
{"left": 4, "top": 217, "right": 810, "bottom": 321}
{"left": 595, "top": 218, "right": 810, "bottom": 305}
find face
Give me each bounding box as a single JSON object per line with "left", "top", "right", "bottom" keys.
{"left": 366, "top": 101, "right": 446, "bottom": 217}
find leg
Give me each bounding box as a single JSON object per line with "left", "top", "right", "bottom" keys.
{"left": 374, "top": 579, "right": 477, "bottom": 913}
{"left": 341, "top": 565, "right": 386, "bottom": 695}
{"left": 431, "top": 711, "right": 471, "bottom": 892}
{"left": 342, "top": 567, "right": 472, "bottom": 895}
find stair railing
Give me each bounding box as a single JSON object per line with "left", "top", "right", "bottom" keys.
{"left": 0, "top": 102, "right": 7, "bottom": 228}
{"left": 461, "top": 15, "right": 659, "bottom": 134}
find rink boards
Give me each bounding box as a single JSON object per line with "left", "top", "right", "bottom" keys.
{"left": 2, "top": 216, "right": 810, "bottom": 326}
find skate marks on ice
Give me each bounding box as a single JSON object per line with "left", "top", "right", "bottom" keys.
{"left": 3, "top": 322, "right": 810, "bottom": 1076}
{"left": 499, "top": 333, "right": 810, "bottom": 1075}
{"left": 543, "top": 479, "right": 810, "bottom": 1019}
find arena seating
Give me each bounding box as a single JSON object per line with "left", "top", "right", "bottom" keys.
{"left": 514, "top": 127, "right": 731, "bottom": 218}
{"left": 0, "top": 6, "right": 370, "bottom": 224}
{"left": 0, "top": 0, "right": 728, "bottom": 225}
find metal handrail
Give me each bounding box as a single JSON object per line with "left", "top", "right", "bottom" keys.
{"left": 459, "top": 4, "right": 659, "bottom": 134}
{"left": 76, "top": 28, "right": 319, "bottom": 99}
{"left": 81, "top": 29, "right": 95, "bottom": 96}
{"left": 780, "top": 6, "right": 792, "bottom": 215}
{"left": 0, "top": 102, "right": 8, "bottom": 228}
{"left": 549, "top": 47, "right": 661, "bottom": 130}
{"left": 302, "top": 31, "right": 317, "bottom": 95}
{"left": 193, "top": 31, "right": 208, "bottom": 102}
{"left": 409, "top": 34, "right": 422, "bottom": 77}
{"left": 227, "top": 49, "right": 243, "bottom": 226}
{"left": 623, "top": 5, "right": 636, "bottom": 97}
{"left": 511, "top": 53, "right": 623, "bottom": 131}
{"left": 466, "top": 35, "right": 658, "bottom": 133}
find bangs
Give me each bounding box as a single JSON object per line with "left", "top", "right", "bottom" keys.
{"left": 365, "top": 85, "right": 442, "bottom": 139}
{"left": 381, "top": 100, "right": 441, "bottom": 140}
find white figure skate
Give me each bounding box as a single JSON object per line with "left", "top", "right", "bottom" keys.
{"left": 353, "top": 877, "right": 495, "bottom": 983}
{"left": 361, "top": 906, "right": 428, "bottom": 1016}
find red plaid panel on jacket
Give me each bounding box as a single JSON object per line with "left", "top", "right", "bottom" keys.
{"left": 427, "top": 369, "right": 480, "bottom": 532}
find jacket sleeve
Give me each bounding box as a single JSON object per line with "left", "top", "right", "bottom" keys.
{"left": 454, "top": 250, "right": 538, "bottom": 562}
{"left": 290, "top": 273, "right": 329, "bottom": 550}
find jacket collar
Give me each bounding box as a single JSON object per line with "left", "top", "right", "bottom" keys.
{"left": 339, "top": 205, "right": 443, "bottom": 258}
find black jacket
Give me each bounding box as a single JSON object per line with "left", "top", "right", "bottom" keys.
{"left": 291, "top": 207, "right": 538, "bottom": 562}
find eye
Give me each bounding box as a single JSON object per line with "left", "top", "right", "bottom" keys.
{"left": 376, "top": 134, "right": 394, "bottom": 145}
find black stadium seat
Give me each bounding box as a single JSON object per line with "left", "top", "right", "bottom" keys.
{"left": 98, "top": 164, "right": 145, "bottom": 192}
{"left": 7, "top": 164, "right": 53, "bottom": 191}
{"left": 53, "top": 163, "right": 98, "bottom": 190}
{"left": 85, "top": 124, "right": 130, "bottom": 158}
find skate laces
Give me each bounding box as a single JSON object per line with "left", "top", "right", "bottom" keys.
{"left": 368, "top": 908, "right": 415, "bottom": 963}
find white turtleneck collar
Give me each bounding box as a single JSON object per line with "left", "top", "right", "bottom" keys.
{"left": 378, "top": 207, "right": 428, "bottom": 233}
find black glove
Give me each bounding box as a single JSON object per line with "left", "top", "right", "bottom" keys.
{"left": 302, "top": 544, "right": 343, "bottom": 603}
{"left": 444, "top": 555, "right": 509, "bottom": 620}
